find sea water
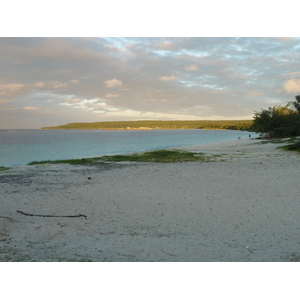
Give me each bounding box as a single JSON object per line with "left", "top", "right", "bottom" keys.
{"left": 0, "top": 129, "right": 258, "bottom": 166}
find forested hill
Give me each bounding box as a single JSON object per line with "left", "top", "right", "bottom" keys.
{"left": 42, "top": 120, "right": 254, "bottom": 131}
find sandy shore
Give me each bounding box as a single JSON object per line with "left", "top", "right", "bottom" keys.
{"left": 1, "top": 138, "right": 300, "bottom": 261}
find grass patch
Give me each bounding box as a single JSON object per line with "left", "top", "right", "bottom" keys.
{"left": 256, "top": 138, "right": 290, "bottom": 144}
{"left": 255, "top": 136, "right": 300, "bottom": 154}
{"left": 257, "top": 136, "right": 300, "bottom": 145}
{"left": 101, "top": 150, "right": 209, "bottom": 163}
{"left": 0, "top": 166, "right": 10, "bottom": 172}
{"left": 278, "top": 144, "right": 300, "bottom": 153}
{"left": 28, "top": 150, "right": 211, "bottom": 165}
{"left": 286, "top": 143, "right": 300, "bottom": 152}
{"left": 28, "top": 157, "right": 105, "bottom": 165}
{"left": 276, "top": 137, "right": 300, "bottom": 153}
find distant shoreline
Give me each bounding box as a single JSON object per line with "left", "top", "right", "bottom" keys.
{"left": 41, "top": 119, "right": 254, "bottom": 131}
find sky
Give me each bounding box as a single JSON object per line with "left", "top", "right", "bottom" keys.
{"left": 1, "top": 3, "right": 300, "bottom": 129}
{"left": 1, "top": 37, "right": 300, "bottom": 129}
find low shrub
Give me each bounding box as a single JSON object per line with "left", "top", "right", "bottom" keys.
{"left": 287, "top": 142, "right": 300, "bottom": 151}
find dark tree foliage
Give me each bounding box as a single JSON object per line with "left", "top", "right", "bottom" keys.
{"left": 292, "top": 95, "right": 300, "bottom": 113}
{"left": 252, "top": 95, "right": 300, "bottom": 137}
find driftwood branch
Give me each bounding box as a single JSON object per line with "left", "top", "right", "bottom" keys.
{"left": 17, "top": 210, "right": 87, "bottom": 219}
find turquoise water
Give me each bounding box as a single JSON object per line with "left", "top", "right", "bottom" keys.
{"left": 0, "top": 129, "right": 258, "bottom": 166}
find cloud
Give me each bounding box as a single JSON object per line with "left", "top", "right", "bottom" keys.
{"left": 69, "top": 98, "right": 81, "bottom": 103}
{"left": 185, "top": 65, "right": 199, "bottom": 71}
{"left": 246, "top": 91, "right": 264, "bottom": 97}
{"left": 283, "top": 71, "right": 300, "bottom": 77}
{"left": 51, "top": 81, "right": 68, "bottom": 89}
{"left": 23, "top": 106, "right": 37, "bottom": 110}
{"left": 33, "top": 81, "right": 69, "bottom": 89}
{"left": 69, "top": 79, "right": 79, "bottom": 84}
{"left": 105, "top": 93, "right": 120, "bottom": 98}
{"left": 158, "top": 75, "right": 177, "bottom": 81}
{"left": 104, "top": 79, "right": 123, "bottom": 88}
{"left": 155, "top": 41, "right": 173, "bottom": 49}
{"left": 0, "top": 84, "right": 25, "bottom": 91}
{"left": 1, "top": 37, "right": 300, "bottom": 128}
{"left": 283, "top": 79, "right": 300, "bottom": 93}
{"left": 0, "top": 83, "right": 28, "bottom": 98}
{"left": 34, "top": 82, "right": 45, "bottom": 88}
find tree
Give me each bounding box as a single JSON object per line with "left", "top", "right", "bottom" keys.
{"left": 291, "top": 95, "right": 300, "bottom": 113}
{"left": 252, "top": 96, "right": 300, "bottom": 137}
{"left": 253, "top": 106, "right": 282, "bottom": 134}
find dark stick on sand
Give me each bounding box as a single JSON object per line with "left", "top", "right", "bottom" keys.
{"left": 17, "top": 210, "right": 87, "bottom": 219}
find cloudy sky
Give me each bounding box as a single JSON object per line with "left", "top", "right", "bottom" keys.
{"left": 1, "top": 37, "right": 300, "bottom": 129}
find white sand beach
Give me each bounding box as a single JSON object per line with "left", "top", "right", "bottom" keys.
{"left": 1, "top": 138, "right": 300, "bottom": 262}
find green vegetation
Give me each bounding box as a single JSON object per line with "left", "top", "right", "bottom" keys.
{"left": 28, "top": 158, "right": 100, "bottom": 165}
{"left": 42, "top": 120, "right": 254, "bottom": 131}
{"left": 252, "top": 95, "right": 300, "bottom": 138}
{"left": 278, "top": 138, "right": 300, "bottom": 153}
{"left": 255, "top": 137, "right": 297, "bottom": 145}
{"left": 28, "top": 149, "right": 213, "bottom": 165}
{"left": 279, "top": 144, "right": 300, "bottom": 153}
{"left": 101, "top": 149, "right": 210, "bottom": 163}
{"left": 286, "top": 142, "right": 300, "bottom": 152}
{"left": 0, "top": 167, "right": 10, "bottom": 172}
{"left": 254, "top": 136, "right": 300, "bottom": 153}
{"left": 252, "top": 95, "right": 300, "bottom": 152}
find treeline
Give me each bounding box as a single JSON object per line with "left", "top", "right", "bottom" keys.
{"left": 42, "top": 120, "right": 254, "bottom": 131}
{"left": 252, "top": 95, "right": 300, "bottom": 138}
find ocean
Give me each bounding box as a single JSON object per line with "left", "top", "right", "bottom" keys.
{"left": 0, "top": 129, "right": 258, "bottom": 166}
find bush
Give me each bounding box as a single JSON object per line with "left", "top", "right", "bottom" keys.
{"left": 287, "top": 142, "right": 300, "bottom": 151}
{"left": 252, "top": 96, "right": 300, "bottom": 138}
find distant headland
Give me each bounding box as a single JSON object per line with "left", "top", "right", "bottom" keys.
{"left": 41, "top": 120, "right": 254, "bottom": 131}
